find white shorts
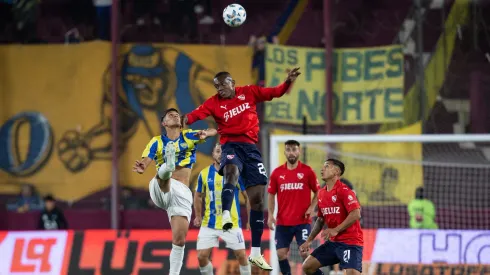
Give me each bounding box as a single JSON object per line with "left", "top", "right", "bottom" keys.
{"left": 197, "top": 226, "right": 246, "bottom": 251}
{"left": 149, "top": 177, "right": 193, "bottom": 222}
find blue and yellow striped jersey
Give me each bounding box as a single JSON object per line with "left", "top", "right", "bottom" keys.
{"left": 141, "top": 129, "right": 205, "bottom": 170}
{"left": 196, "top": 164, "right": 245, "bottom": 229}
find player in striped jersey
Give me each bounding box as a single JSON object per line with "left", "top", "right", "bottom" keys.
{"left": 194, "top": 144, "right": 252, "bottom": 275}
{"left": 133, "top": 108, "right": 216, "bottom": 275}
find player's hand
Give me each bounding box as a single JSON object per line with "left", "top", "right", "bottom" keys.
{"left": 321, "top": 228, "right": 339, "bottom": 241}
{"left": 193, "top": 216, "right": 202, "bottom": 227}
{"left": 180, "top": 115, "right": 188, "bottom": 126}
{"left": 299, "top": 240, "right": 311, "bottom": 253}
{"left": 305, "top": 206, "right": 315, "bottom": 219}
{"left": 194, "top": 130, "right": 209, "bottom": 140}
{"left": 267, "top": 217, "right": 276, "bottom": 230}
{"left": 246, "top": 222, "right": 251, "bottom": 231}
{"left": 286, "top": 67, "right": 301, "bottom": 82}
{"left": 132, "top": 160, "right": 146, "bottom": 174}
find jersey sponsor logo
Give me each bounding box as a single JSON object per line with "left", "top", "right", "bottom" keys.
{"left": 238, "top": 94, "right": 245, "bottom": 100}
{"left": 227, "top": 154, "right": 235, "bottom": 159}
{"left": 279, "top": 182, "right": 304, "bottom": 192}
{"left": 297, "top": 173, "right": 304, "bottom": 179}
{"left": 223, "top": 103, "right": 250, "bottom": 122}
{"left": 321, "top": 207, "right": 340, "bottom": 215}
{"left": 332, "top": 195, "right": 337, "bottom": 202}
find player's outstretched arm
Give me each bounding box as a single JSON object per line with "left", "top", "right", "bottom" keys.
{"left": 253, "top": 67, "right": 301, "bottom": 102}
{"left": 183, "top": 98, "right": 214, "bottom": 125}
{"left": 194, "top": 128, "right": 218, "bottom": 139}
{"left": 132, "top": 157, "right": 153, "bottom": 174}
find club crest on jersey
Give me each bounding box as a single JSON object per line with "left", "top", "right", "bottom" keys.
{"left": 180, "top": 142, "right": 188, "bottom": 149}
{"left": 238, "top": 94, "right": 245, "bottom": 100}
{"left": 332, "top": 195, "right": 337, "bottom": 202}
{"left": 297, "top": 173, "right": 304, "bottom": 179}
{"left": 227, "top": 154, "right": 235, "bottom": 160}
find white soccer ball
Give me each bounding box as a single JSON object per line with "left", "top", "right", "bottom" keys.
{"left": 222, "top": 4, "right": 246, "bottom": 27}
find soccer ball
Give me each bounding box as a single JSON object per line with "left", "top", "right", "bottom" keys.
{"left": 223, "top": 4, "right": 246, "bottom": 27}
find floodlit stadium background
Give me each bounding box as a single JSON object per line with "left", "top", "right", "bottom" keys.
{"left": 1, "top": 0, "right": 490, "bottom": 274}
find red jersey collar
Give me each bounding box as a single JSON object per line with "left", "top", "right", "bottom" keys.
{"left": 325, "top": 179, "right": 342, "bottom": 190}
{"left": 283, "top": 161, "right": 302, "bottom": 170}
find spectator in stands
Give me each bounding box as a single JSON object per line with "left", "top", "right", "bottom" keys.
{"left": 7, "top": 184, "right": 43, "bottom": 212}
{"left": 121, "top": 186, "right": 150, "bottom": 210}
{"left": 38, "top": 195, "right": 68, "bottom": 230}
{"left": 249, "top": 35, "right": 278, "bottom": 86}
{"left": 369, "top": 167, "right": 401, "bottom": 203}
{"left": 408, "top": 187, "right": 438, "bottom": 229}
{"left": 103, "top": 186, "right": 150, "bottom": 210}
{"left": 12, "top": 0, "right": 40, "bottom": 43}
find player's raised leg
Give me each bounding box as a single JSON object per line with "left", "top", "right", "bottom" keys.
{"left": 241, "top": 145, "right": 272, "bottom": 271}
{"left": 219, "top": 144, "right": 242, "bottom": 231}
{"left": 220, "top": 163, "right": 240, "bottom": 231}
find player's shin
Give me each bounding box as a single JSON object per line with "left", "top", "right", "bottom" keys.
{"left": 169, "top": 244, "right": 185, "bottom": 275}
{"left": 239, "top": 264, "right": 251, "bottom": 275}
{"left": 249, "top": 209, "right": 264, "bottom": 256}
{"left": 158, "top": 163, "right": 173, "bottom": 180}
{"left": 199, "top": 262, "right": 213, "bottom": 275}
{"left": 279, "top": 259, "right": 291, "bottom": 275}
{"left": 221, "top": 182, "right": 235, "bottom": 213}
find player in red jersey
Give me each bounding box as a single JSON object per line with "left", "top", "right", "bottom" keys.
{"left": 267, "top": 140, "right": 320, "bottom": 275}
{"left": 300, "top": 159, "right": 363, "bottom": 275}
{"left": 182, "top": 68, "right": 301, "bottom": 271}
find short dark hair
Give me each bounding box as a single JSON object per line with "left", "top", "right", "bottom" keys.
{"left": 327, "top": 158, "right": 345, "bottom": 176}
{"left": 214, "top": 71, "right": 231, "bottom": 79}
{"left": 415, "top": 186, "right": 424, "bottom": 199}
{"left": 44, "top": 195, "right": 55, "bottom": 202}
{"left": 285, "top": 140, "right": 300, "bottom": 147}
{"left": 161, "top": 108, "right": 179, "bottom": 122}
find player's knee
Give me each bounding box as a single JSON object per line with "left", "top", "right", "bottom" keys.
{"left": 197, "top": 251, "right": 209, "bottom": 266}
{"left": 249, "top": 194, "right": 264, "bottom": 211}
{"left": 172, "top": 235, "right": 186, "bottom": 247}
{"left": 224, "top": 164, "right": 239, "bottom": 175}
{"left": 233, "top": 250, "right": 248, "bottom": 265}
{"left": 302, "top": 260, "right": 316, "bottom": 275}
{"left": 277, "top": 249, "right": 288, "bottom": 260}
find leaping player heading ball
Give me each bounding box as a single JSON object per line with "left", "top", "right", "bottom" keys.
{"left": 300, "top": 159, "right": 363, "bottom": 275}
{"left": 182, "top": 68, "right": 301, "bottom": 271}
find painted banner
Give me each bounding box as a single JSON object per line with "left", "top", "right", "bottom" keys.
{"left": 270, "top": 122, "right": 422, "bottom": 206}
{"left": 264, "top": 44, "right": 404, "bottom": 125}
{"left": 0, "top": 42, "right": 253, "bottom": 201}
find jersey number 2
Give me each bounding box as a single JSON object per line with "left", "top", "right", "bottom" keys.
{"left": 343, "top": 250, "right": 351, "bottom": 263}
{"left": 258, "top": 163, "right": 267, "bottom": 176}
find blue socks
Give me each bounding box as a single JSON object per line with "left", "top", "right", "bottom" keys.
{"left": 221, "top": 183, "right": 235, "bottom": 212}
{"left": 250, "top": 210, "right": 264, "bottom": 248}
{"left": 279, "top": 259, "right": 291, "bottom": 275}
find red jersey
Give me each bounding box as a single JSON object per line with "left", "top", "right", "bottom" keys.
{"left": 186, "top": 82, "right": 292, "bottom": 144}
{"left": 268, "top": 162, "right": 320, "bottom": 226}
{"left": 317, "top": 180, "right": 363, "bottom": 246}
